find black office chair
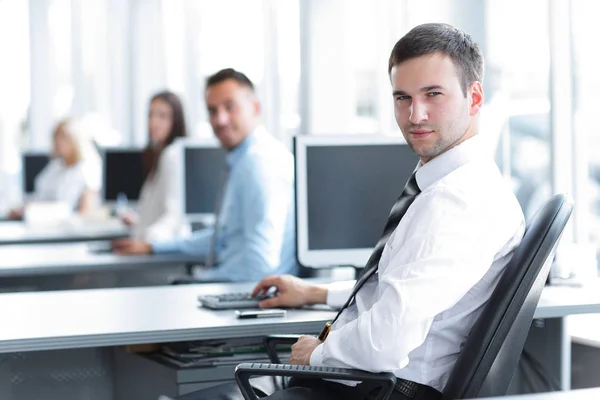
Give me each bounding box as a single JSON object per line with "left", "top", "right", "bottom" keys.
{"left": 229, "top": 193, "right": 573, "bottom": 400}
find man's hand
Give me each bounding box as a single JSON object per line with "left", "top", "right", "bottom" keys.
{"left": 120, "top": 212, "right": 139, "bottom": 227}
{"left": 290, "top": 335, "right": 322, "bottom": 365}
{"left": 252, "top": 274, "right": 327, "bottom": 309}
{"left": 111, "top": 239, "right": 152, "bottom": 255}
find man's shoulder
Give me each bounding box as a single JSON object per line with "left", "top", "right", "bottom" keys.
{"left": 239, "top": 135, "right": 293, "bottom": 171}
{"left": 421, "top": 159, "right": 523, "bottom": 220}
{"left": 432, "top": 158, "right": 507, "bottom": 195}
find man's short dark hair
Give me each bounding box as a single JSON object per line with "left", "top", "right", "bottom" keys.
{"left": 388, "top": 23, "right": 484, "bottom": 96}
{"left": 206, "top": 68, "right": 255, "bottom": 91}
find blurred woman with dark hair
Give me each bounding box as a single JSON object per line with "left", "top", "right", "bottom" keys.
{"left": 121, "top": 90, "right": 190, "bottom": 241}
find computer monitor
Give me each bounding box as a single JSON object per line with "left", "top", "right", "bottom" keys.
{"left": 22, "top": 152, "right": 50, "bottom": 194}
{"left": 103, "top": 148, "right": 145, "bottom": 201}
{"left": 181, "top": 140, "right": 227, "bottom": 221}
{"left": 295, "top": 135, "right": 420, "bottom": 268}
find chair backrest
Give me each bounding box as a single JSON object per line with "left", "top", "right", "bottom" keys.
{"left": 442, "top": 193, "right": 573, "bottom": 399}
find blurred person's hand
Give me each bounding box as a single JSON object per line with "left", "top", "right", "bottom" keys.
{"left": 111, "top": 238, "right": 152, "bottom": 255}
{"left": 7, "top": 208, "right": 23, "bottom": 220}
{"left": 120, "top": 211, "right": 139, "bottom": 227}
{"left": 252, "top": 274, "right": 327, "bottom": 309}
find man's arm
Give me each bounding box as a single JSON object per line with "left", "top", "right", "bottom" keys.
{"left": 150, "top": 228, "right": 213, "bottom": 257}
{"left": 113, "top": 229, "right": 213, "bottom": 256}
{"left": 253, "top": 274, "right": 328, "bottom": 308}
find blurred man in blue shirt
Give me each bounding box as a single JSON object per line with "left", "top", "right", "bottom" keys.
{"left": 113, "top": 69, "right": 297, "bottom": 282}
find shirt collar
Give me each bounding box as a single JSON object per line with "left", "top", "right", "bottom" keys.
{"left": 415, "top": 135, "right": 485, "bottom": 191}
{"left": 225, "top": 126, "right": 266, "bottom": 168}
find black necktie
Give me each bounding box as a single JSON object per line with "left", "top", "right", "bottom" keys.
{"left": 319, "top": 171, "right": 421, "bottom": 340}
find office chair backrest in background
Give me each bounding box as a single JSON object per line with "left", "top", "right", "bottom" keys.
{"left": 442, "top": 193, "right": 573, "bottom": 399}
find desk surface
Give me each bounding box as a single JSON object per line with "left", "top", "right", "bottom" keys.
{"left": 534, "top": 282, "right": 600, "bottom": 319}
{"left": 0, "top": 281, "right": 598, "bottom": 355}
{"left": 0, "top": 282, "right": 336, "bottom": 354}
{"left": 476, "top": 387, "right": 600, "bottom": 399}
{"left": 0, "top": 243, "right": 200, "bottom": 277}
{"left": 0, "top": 220, "right": 129, "bottom": 245}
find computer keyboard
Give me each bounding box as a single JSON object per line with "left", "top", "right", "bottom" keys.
{"left": 197, "top": 292, "right": 276, "bottom": 310}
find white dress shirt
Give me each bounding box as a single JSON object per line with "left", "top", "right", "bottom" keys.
{"left": 33, "top": 157, "right": 101, "bottom": 210}
{"left": 133, "top": 141, "right": 190, "bottom": 242}
{"left": 310, "top": 135, "right": 525, "bottom": 391}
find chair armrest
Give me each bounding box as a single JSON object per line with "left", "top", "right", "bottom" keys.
{"left": 235, "top": 362, "right": 397, "bottom": 400}
{"left": 263, "top": 334, "right": 303, "bottom": 363}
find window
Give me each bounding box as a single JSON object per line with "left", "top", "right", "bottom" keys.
{"left": 299, "top": 0, "right": 454, "bottom": 136}
{"left": 0, "top": 0, "right": 30, "bottom": 212}
{"left": 486, "top": 0, "right": 551, "bottom": 220}
{"left": 572, "top": 0, "right": 600, "bottom": 265}
{"left": 161, "top": 0, "right": 300, "bottom": 144}
{"left": 300, "top": 0, "right": 398, "bottom": 135}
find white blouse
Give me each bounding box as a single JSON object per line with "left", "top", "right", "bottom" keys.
{"left": 132, "top": 141, "right": 189, "bottom": 242}
{"left": 33, "top": 158, "right": 101, "bottom": 210}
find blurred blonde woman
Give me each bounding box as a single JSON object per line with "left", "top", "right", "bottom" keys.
{"left": 8, "top": 118, "right": 102, "bottom": 219}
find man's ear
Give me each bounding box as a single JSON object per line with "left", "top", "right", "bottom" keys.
{"left": 469, "top": 81, "right": 484, "bottom": 116}
{"left": 253, "top": 98, "right": 261, "bottom": 116}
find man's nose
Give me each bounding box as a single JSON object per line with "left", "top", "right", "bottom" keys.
{"left": 409, "top": 100, "right": 428, "bottom": 124}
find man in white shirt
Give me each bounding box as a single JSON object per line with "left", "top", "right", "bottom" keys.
{"left": 177, "top": 23, "right": 524, "bottom": 400}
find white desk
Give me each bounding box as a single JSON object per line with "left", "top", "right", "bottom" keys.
{"left": 478, "top": 388, "right": 600, "bottom": 400}
{"left": 0, "top": 243, "right": 199, "bottom": 277}
{"left": 0, "top": 283, "right": 598, "bottom": 400}
{"left": 0, "top": 281, "right": 597, "bottom": 355}
{"left": 0, "top": 282, "right": 335, "bottom": 354}
{"left": 0, "top": 282, "right": 335, "bottom": 400}
{"left": 536, "top": 282, "right": 600, "bottom": 318}
{"left": 0, "top": 219, "right": 129, "bottom": 245}
{"left": 476, "top": 387, "right": 600, "bottom": 399}
{"left": 0, "top": 243, "right": 201, "bottom": 292}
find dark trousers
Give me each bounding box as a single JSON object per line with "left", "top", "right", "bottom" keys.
{"left": 174, "top": 376, "right": 413, "bottom": 400}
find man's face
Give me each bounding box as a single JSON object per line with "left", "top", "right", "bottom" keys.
{"left": 206, "top": 79, "right": 260, "bottom": 150}
{"left": 390, "top": 52, "right": 483, "bottom": 163}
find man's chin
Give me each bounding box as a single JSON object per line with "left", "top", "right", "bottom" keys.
{"left": 215, "top": 133, "right": 232, "bottom": 147}
{"left": 412, "top": 146, "right": 440, "bottom": 161}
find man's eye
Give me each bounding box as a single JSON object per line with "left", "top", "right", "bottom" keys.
{"left": 395, "top": 96, "right": 411, "bottom": 101}
{"left": 427, "top": 92, "right": 442, "bottom": 97}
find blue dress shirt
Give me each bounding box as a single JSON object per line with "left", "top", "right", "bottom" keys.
{"left": 151, "top": 127, "right": 298, "bottom": 281}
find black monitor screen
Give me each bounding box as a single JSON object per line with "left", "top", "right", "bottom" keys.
{"left": 104, "top": 150, "right": 144, "bottom": 201}
{"left": 306, "top": 144, "right": 419, "bottom": 250}
{"left": 23, "top": 153, "right": 50, "bottom": 194}
{"left": 184, "top": 147, "right": 227, "bottom": 214}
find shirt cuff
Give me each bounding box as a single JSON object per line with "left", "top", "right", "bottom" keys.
{"left": 150, "top": 239, "right": 180, "bottom": 254}
{"left": 326, "top": 280, "right": 355, "bottom": 308}
{"left": 309, "top": 343, "right": 324, "bottom": 366}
